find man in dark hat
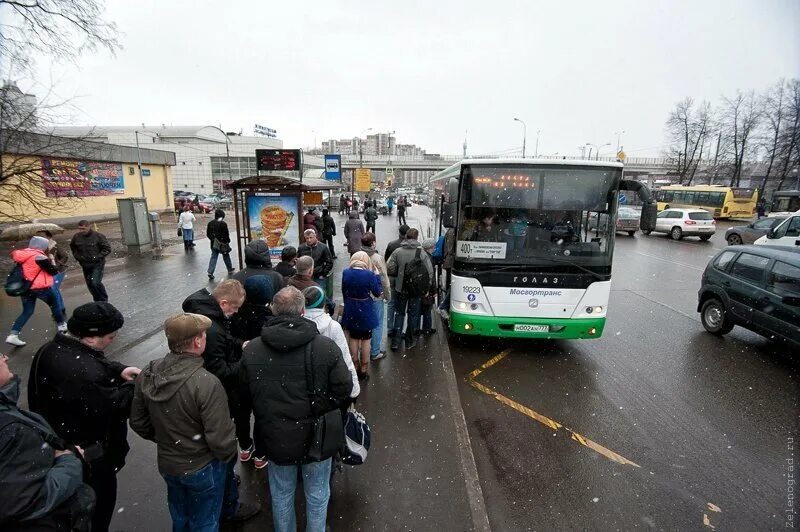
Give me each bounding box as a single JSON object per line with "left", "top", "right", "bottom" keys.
{"left": 28, "top": 302, "right": 139, "bottom": 532}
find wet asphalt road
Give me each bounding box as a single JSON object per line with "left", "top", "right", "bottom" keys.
{"left": 448, "top": 222, "right": 799, "bottom": 530}
{"left": 1, "top": 209, "right": 797, "bottom": 531}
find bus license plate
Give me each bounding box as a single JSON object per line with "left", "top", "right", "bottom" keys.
{"left": 514, "top": 324, "right": 549, "bottom": 333}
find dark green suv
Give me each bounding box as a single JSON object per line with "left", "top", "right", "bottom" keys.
{"left": 698, "top": 245, "right": 800, "bottom": 348}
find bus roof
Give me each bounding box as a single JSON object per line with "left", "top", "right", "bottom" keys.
{"left": 459, "top": 158, "right": 624, "bottom": 169}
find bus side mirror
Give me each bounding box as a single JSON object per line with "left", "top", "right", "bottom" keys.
{"left": 639, "top": 202, "right": 658, "bottom": 232}
{"left": 448, "top": 177, "right": 459, "bottom": 203}
{"left": 443, "top": 202, "right": 456, "bottom": 228}
{"left": 767, "top": 228, "right": 776, "bottom": 239}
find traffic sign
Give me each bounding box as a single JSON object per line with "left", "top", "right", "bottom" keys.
{"left": 324, "top": 154, "right": 341, "bottom": 180}
{"left": 619, "top": 193, "right": 627, "bottom": 204}
{"left": 355, "top": 168, "right": 371, "bottom": 192}
{"left": 386, "top": 167, "right": 394, "bottom": 176}
{"left": 617, "top": 150, "right": 626, "bottom": 161}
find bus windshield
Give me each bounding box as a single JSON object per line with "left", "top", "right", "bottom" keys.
{"left": 456, "top": 165, "right": 622, "bottom": 272}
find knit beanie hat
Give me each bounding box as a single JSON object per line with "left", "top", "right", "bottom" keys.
{"left": 28, "top": 236, "right": 50, "bottom": 251}
{"left": 243, "top": 275, "right": 274, "bottom": 305}
{"left": 303, "top": 285, "right": 326, "bottom": 309}
{"left": 67, "top": 302, "right": 125, "bottom": 338}
{"left": 421, "top": 238, "right": 437, "bottom": 252}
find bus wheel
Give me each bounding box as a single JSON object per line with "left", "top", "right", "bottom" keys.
{"left": 701, "top": 299, "right": 733, "bottom": 335}
{"left": 670, "top": 227, "right": 683, "bottom": 240}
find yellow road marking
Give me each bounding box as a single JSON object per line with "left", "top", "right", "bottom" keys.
{"left": 467, "top": 349, "right": 640, "bottom": 468}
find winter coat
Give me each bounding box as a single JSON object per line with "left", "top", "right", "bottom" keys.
{"left": 297, "top": 242, "right": 333, "bottom": 279}
{"left": 386, "top": 238, "right": 434, "bottom": 294}
{"left": 275, "top": 261, "right": 297, "bottom": 278}
{"left": 364, "top": 207, "right": 378, "bottom": 223}
{"left": 47, "top": 239, "right": 69, "bottom": 273}
{"left": 287, "top": 273, "right": 319, "bottom": 292}
{"left": 178, "top": 211, "right": 196, "bottom": 230}
{"left": 304, "top": 309, "right": 359, "bottom": 398}
{"left": 130, "top": 352, "right": 237, "bottom": 476}
{"left": 322, "top": 214, "right": 336, "bottom": 237}
{"left": 341, "top": 267, "right": 382, "bottom": 331}
{"left": 10, "top": 248, "right": 58, "bottom": 290}
{"left": 238, "top": 316, "right": 352, "bottom": 465}
{"left": 344, "top": 213, "right": 365, "bottom": 255}
{"left": 383, "top": 236, "right": 404, "bottom": 262}
{"left": 362, "top": 246, "right": 391, "bottom": 301}
{"left": 206, "top": 219, "right": 231, "bottom": 248}
{"left": 28, "top": 333, "right": 134, "bottom": 471}
{"left": 69, "top": 230, "right": 110, "bottom": 267}
{"left": 303, "top": 212, "right": 321, "bottom": 237}
{"left": 230, "top": 302, "right": 273, "bottom": 343}
{"left": 182, "top": 289, "right": 240, "bottom": 393}
{"left": 0, "top": 376, "right": 84, "bottom": 530}
{"left": 232, "top": 241, "right": 285, "bottom": 293}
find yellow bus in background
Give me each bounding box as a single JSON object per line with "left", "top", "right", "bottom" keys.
{"left": 655, "top": 185, "right": 758, "bottom": 219}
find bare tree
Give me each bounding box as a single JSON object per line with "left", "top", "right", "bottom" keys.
{"left": 665, "top": 98, "right": 712, "bottom": 184}
{"left": 720, "top": 91, "right": 761, "bottom": 187}
{"left": 756, "top": 79, "right": 787, "bottom": 196}
{"left": 774, "top": 79, "right": 800, "bottom": 191}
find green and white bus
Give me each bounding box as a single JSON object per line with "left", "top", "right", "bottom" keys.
{"left": 432, "top": 159, "right": 657, "bottom": 340}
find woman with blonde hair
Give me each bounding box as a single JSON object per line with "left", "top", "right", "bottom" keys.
{"left": 341, "top": 251, "right": 382, "bottom": 380}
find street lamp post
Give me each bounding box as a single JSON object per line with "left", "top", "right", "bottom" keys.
{"left": 356, "top": 127, "right": 372, "bottom": 197}
{"left": 586, "top": 142, "right": 611, "bottom": 161}
{"left": 615, "top": 130, "right": 625, "bottom": 153}
{"left": 535, "top": 129, "right": 542, "bottom": 157}
{"left": 513, "top": 118, "right": 527, "bottom": 158}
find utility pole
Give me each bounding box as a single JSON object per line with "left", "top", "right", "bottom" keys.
{"left": 535, "top": 129, "right": 541, "bottom": 157}
{"left": 463, "top": 130, "right": 468, "bottom": 158}
{"left": 514, "top": 118, "right": 527, "bottom": 158}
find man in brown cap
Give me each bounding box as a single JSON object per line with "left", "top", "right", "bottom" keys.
{"left": 130, "top": 313, "right": 258, "bottom": 529}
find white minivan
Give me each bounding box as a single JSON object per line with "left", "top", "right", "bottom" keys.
{"left": 754, "top": 214, "right": 800, "bottom": 250}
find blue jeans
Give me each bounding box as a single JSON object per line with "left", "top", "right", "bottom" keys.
{"left": 268, "top": 459, "right": 332, "bottom": 532}
{"left": 370, "top": 300, "right": 385, "bottom": 357}
{"left": 208, "top": 250, "right": 233, "bottom": 275}
{"left": 163, "top": 459, "right": 226, "bottom": 532}
{"left": 11, "top": 288, "right": 65, "bottom": 333}
{"left": 81, "top": 264, "right": 108, "bottom": 302}
{"left": 221, "top": 458, "right": 239, "bottom": 520}
{"left": 52, "top": 272, "right": 66, "bottom": 316}
{"left": 386, "top": 296, "right": 396, "bottom": 330}
{"left": 419, "top": 302, "right": 433, "bottom": 331}
{"left": 182, "top": 228, "right": 194, "bottom": 242}
{"left": 391, "top": 290, "right": 421, "bottom": 339}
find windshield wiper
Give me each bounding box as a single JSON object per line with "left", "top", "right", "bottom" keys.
{"left": 458, "top": 259, "right": 607, "bottom": 281}
{"left": 528, "top": 256, "right": 607, "bottom": 281}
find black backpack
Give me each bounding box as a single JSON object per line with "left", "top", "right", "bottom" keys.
{"left": 402, "top": 248, "right": 430, "bottom": 297}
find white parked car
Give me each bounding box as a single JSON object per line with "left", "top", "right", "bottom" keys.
{"left": 643, "top": 208, "right": 716, "bottom": 241}
{"left": 754, "top": 214, "right": 800, "bottom": 250}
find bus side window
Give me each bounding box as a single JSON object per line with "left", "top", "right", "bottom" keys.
{"left": 684, "top": 191, "right": 696, "bottom": 205}
{"left": 696, "top": 192, "right": 709, "bottom": 205}
{"left": 664, "top": 191, "right": 674, "bottom": 202}
{"left": 712, "top": 192, "right": 725, "bottom": 207}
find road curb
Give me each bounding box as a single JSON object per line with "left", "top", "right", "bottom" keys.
{"left": 434, "top": 320, "right": 492, "bottom": 532}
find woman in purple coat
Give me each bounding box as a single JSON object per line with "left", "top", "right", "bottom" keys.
{"left": 341, "top": 251, "right": 382, "bottom": 380}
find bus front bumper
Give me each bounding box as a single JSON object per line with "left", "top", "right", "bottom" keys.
{"left": 449, "top": 312, "right": 606, "bottom": 340}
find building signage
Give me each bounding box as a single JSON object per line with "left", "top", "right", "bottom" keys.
{"left": 355, "top": 168, "right": 372, "bottom": 192}
{"left": 141, "top": 168, "right": 151, "bottom": 177}
{"left": 41, "top": 159, "right": 125, "bottom": 197}
{"left": 455, "top": 240, "right": 507, "bottom": 259}
{"left": 254, "top": 124, "right": 277, "bottom": 138}
{"left": 256, "top": 149, "right": 301, "bottom": 171}
{"left": 324, "top": 154, "right": 342, "bottom": 180}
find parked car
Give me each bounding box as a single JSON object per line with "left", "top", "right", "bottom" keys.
{"left": 698, "top": 245, "right": 800, "bottom": 349}
{"left": 725, "top": 216, "right": 787, "bottom": 245}
{"left": 754, "top": 213, "right": 800, "bottom": 251}
{"left": 174, "top": 195, "right": 213, "bottom": 213}
{"left": 643, "top": 208, "right": 716, "bottom": 241}
{"left": 586, "top": 208, "right": 640, "bottom": 236}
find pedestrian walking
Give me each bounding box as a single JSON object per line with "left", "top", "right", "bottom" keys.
{"left": 344, "top": 211, "right": 365, "bottom": 256}
{"left": 757, "top": 200, "right": 766, "bottom": 219}
{"left": 0, "top": 351, "right": 93, "bottom": 531}
{"left": 130, "top": 313, "right": 239, "bottom": 531}
{"left": 207, "top": 209, "right": 235, "bottom": 280}
{"left": 418, "top": 238, "right": 438, "bottom": 335}
{"left": 397, "top": 199, "right": 407, "bottom": 226}
{"left": 179, "top": 205, "right": 196, "bottom": 251}
{"left": 387, "top": 196, "right": 394, "bottom": 214}
{"left": 342, "top": 251, "right": 383, "bottom": 380}
{"left": 303, "top": 207, "right": 321, "bottom": 238}
{"left": 321, "top": 209, "right": 337, "bottom": 259}
{"left": 298, "top": 229, "right": 334, "bottom": 297}
{"left": 338, "top": 194, "right": 346, "bottom": 215}
{"left": 345, "top": 196, "right": 352, "bottom": 214}
{"left": 439, "top": 227, "right": 456, "bottom": 321}
{"left": 239, "top": 286, "right": 352, "bottom": 532}
{"left": 28, "top": 302, "right": 139, "bottom": 532}
{"left": 5, "top": 236, "right": 67, "bottom": 347}
{"left": 352, "top": 196, "right": 360, "bottom": 214}
{"left": 232, "top": 239, "right": 286, "bottom": 291}
{"left": 302, "top": 285, "right": 360, "bottom": 400}
{"left": 287, "top": 256, "right": 318, "bottom": 291}
{"left": 181, "top": 280, "right": 260, "bottom": 523}
{"left": 364, "top": 201, "right": 378, "bottom": 233}
{"left": 275, "top": 246, "right": 298, "bottom": 278}
{"left": 386, "top": 228, "right": 433, "bottom": 350}
{"left": 361, "top": 233, "right": 391, "bottom": 361}
{"left": 69, "top": 220, "right": 111, "bottom": 302}
{"left": 38, "top": 229, "right": 69, "bottom": 317}
{"left": 383, "top": 224, "right": 408, "bottom": 336}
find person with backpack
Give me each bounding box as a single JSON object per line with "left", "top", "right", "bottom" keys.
{"left": 364, "top": 202, "right": 378, "bottom": 234}
{"left": 386, "top": 228, "right": 433, "bottom": 351}
{"left": 5, "top": 236, "right": 66, "bottom": 347}
{"left": 418, "top": 239, "right": 438, "bottom": 335}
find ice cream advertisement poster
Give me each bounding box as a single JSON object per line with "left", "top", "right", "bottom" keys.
{"left": 246, "top": 193, "right": 300, "bottom": 261}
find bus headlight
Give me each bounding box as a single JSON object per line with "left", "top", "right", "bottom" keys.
{"left": 585, "top": 306, "right": 604, "bottom": 314}
{"left": 464, "top": 322, "right": 473, "bottom": 331}
{"left": 456, "top": 302, "right": 468, "bottom": 310}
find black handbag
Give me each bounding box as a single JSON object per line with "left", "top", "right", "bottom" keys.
{"left": 177, "top": 227, "right": 183, "bottom": 237}
{"left": 212, "top": 238, "right": 231, "bottom": 254}
{"left": 303, "top": 342, "right": 344, "bottom": 461}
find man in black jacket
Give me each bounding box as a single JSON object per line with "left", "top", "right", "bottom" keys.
{"left": 275, "top": 246, "right": 298, "bottom": 278}
{"left": 383, "top": 224, "right": 409, "bottom": 337}
{"left": 298, "top": 229, "right": 334, "bottom": 297}
{"left": 1, "top": 352, "right": 91, "bottom": 531}
{"left": 321, "top": 208, "right": 337, "bottom": 259}
{"left": 207, "top": 209, "right": 235, "bottom": 280}
{"left": 364, "top": 201, "right": 378, "bottom": 233}
{"left": 28, "top": 302, "right": 138, "bottom": 532}
{"left": 69, "top": 220, "right": 111, "bottom": 302}
{"left": 181, "top": 279, "right": 257, "bottom": 523}
{"left": 239, "top": 286, "right": 352, "bottom": 532}
{"left": 232, "top": 239, "right": 286, "bottom": 293}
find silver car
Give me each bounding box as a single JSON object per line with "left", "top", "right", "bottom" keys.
{"left": 724, "top": 216, "right": 787, "bottom": 245}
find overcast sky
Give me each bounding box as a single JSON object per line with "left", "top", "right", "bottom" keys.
{"left": 26, "top": 0, "right": 800, "bottom": 157}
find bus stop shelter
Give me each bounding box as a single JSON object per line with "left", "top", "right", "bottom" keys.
{"left": 226, "top": 175, "right": 344, "bottom": 268}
